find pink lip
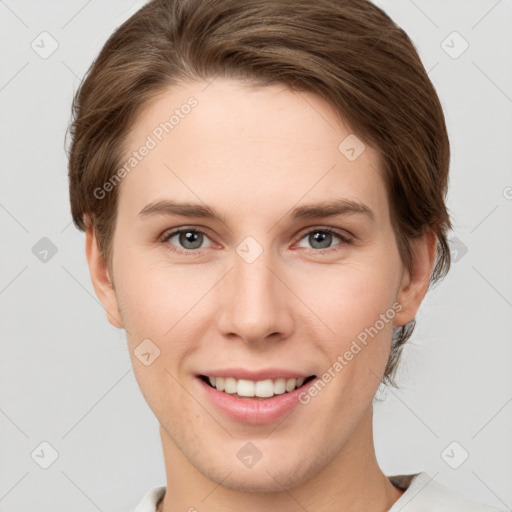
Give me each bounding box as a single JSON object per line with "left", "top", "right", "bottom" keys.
{"left": 198, "top": 367, "right": 313, "bottom": 381}
{"left": 196, "top": 375, "right": 318, "bottom": 425}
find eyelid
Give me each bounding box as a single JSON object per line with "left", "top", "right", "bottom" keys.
{"left": 294, "top": 225, "right": 353, "bottom": 241}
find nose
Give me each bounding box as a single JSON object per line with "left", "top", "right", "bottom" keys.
{"left": 215, "top": 244, "right": 294, "bottom": 346}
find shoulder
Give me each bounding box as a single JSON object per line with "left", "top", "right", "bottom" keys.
{"left": 133, "top": 486, "right": 166, "bottom": 512}
{"left": 132, "top": 475, "right": 507, "bottom": 512}
{"left": 387, "top": 472, "right": 507, "bottom": 512}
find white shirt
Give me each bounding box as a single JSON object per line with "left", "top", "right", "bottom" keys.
{"left": 133, "top": 472, "right": 506, "bottom": 512}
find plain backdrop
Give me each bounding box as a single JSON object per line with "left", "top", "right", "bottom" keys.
{"left": 0, "top": 1, "right": 511, "bottom": 511}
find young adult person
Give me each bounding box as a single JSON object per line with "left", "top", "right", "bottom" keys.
{"left": 66, "top": 1, "right": 505, "bottom": 510}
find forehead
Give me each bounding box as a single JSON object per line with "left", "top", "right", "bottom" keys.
{"left": 118, "top": 77, "right": 388, "bottom": 224}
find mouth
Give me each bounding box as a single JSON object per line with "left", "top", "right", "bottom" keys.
{"left": 198, "top": 374, "right": 317, "bottom": 400}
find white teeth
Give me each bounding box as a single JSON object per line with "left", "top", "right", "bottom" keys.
{"left": 206, "top": 375, "right": 309, "bottom": 398}
{"left": 255, "top": 379, "right": 274, "bottom": 397}
{"left": 237, "top": 379, "right": 255, "bottom": 397}
{"left": 224, "top": 377, "right": 237, "bottom": 394}
{"left": 285, "top": 378, "right": 296, "bottom": 392}
{"left": 273, "top": 378, "right": 286, "bottom": 394}
{"left": 215, "top": 377, "right": 225, "bottom": 391}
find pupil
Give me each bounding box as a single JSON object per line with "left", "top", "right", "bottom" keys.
{"left": 310, "top": 231, "right": 331, "bottom": 249}
{"left": 180, "top": 231, "right": 202, "bottom": 249}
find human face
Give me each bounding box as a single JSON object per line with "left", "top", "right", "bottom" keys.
{"left": 89, "top": 77, "right": 419, "bottom": 493}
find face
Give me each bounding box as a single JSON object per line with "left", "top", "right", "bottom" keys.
{"left": 87, "top": 77, "right": 433, "bottom": 493}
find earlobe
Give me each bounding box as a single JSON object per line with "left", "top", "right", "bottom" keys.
{"left": 85, "top": 227, "right": 124, "bottom": 329}
{"left": 393, "top": 229, "right": 438, "bottom": 327}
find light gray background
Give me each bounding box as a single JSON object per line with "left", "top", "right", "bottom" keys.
{"left": 1, "top": 1, "right": 511, "bottom": 511}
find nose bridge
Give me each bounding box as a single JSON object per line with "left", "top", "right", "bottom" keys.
{"left": 217, "top": 239, "right": 291, "bottom": 343}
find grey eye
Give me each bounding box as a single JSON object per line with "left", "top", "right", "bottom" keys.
{"left": 308, "top": 231, "right": 333, "bottom": 249}
{"left": 297, "top": 229, "right": 346, "bottom": 250}
{"left": 165, "top": 229, "right": 211, "bottom": 250}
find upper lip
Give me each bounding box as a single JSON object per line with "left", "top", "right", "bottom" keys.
{"left": 198, "top": 368, "right": 315, "bottom": 381}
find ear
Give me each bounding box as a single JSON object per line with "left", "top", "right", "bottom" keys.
{"left": 85, "top": 226, "right": 124, "bottom": 329}
{"left": 393, "top": 229, "right": 438, "bottom": 327}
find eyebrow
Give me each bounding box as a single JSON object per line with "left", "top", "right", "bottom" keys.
{"left": 138, "top": 198, "right": 375, "bottom": 223}
{"left": 289, "top": 198, "right": 374, "bottom": 222}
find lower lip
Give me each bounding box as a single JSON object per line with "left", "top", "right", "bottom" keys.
{"left": 197, "top": 377, "right": 316, "bottom": 425}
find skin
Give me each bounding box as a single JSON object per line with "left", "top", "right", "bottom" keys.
{"left": 85, "top": 77, "right": 436, "bottom": 511}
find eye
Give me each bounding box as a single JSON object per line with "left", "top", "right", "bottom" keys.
{"left": 161, "top": 228, "right": 212, "bottom": 253}
{"left": 296, "top": 228, "right": 352, "bottom": 251}
{"left": 159, "top": 226, "right": 352, "bottom": 255}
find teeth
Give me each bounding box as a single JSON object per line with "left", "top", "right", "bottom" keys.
{"left": 237, "top": 379, "right": 255, "bottom": 397}
{"left": 255, "top": 379, "right": 274, "bottom": 397}
{"left": 206, "top": 375, "right": 310, "bottom": 398}
{"left": 224, "top": 377, "right": 237, "bottom": 394}
{"left": 273, "top": 378, "right": 286, "bottom": 394}
{"left": 285, "top": 378, "right": 296, "bottom": 392}
{"left": 215, "top": 377, "right": 224, "bottom": 391}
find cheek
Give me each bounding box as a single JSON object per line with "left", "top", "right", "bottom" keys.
{"left": 293, "top": 259, "right": 401, "bottom": 339}
{"left": 294, "top": 268, "right": 400, "bottom": 416}
{"left": 288, "top": 257, "right": 402, "bottom": 400}
{"left": 114, "top": 253, "right": 200, "bottom": 336}
{"left": 114, "top": 258, "right": 205, "bottom": 412}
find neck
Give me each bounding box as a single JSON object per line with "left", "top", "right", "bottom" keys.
{"left": 158, "top": 405, "right": 404, "bottom": 512}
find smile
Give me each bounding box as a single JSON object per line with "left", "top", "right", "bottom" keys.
{"left": 200, "top": 375, "right": 316, "bottom": 399}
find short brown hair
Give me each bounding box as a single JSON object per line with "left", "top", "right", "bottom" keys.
{"left": 66, "top": 0, "right": 452, "bottom": 387}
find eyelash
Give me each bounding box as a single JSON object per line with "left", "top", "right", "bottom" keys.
{"left": 159, "top": 226, "right": 353, "bottom": 255}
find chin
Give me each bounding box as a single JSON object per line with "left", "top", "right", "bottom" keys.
{"left": 195, "top": 447, "right": 326, "bottom": 494}
{"left": 204, "top": 464, "right": 309, "bottom": 494}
